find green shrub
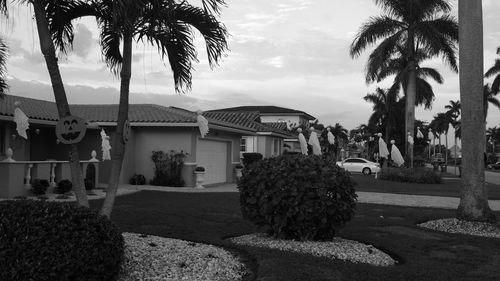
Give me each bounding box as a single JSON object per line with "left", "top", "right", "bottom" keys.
{"left": 129, "top": 174, "right": 146, "bottom": 185}
{"left": 56, "top": 179, "right": 72, "bottom": 194}
{"left": 84, "top": 178, "right": 95, "bottom": 190}
{"left": 30, "top": 179, "right": 50, "bottom": 195}
{"left": 0, "top": 200, "right": 124, "bottom": 281}
{"left": 379, "top": 167, "right": 442, "bottom": 184}
{"left": 238, "top": 154, "right": 357, "bottom": 241}
{"left": 242, "top": 152, "right": 263, "bottom": 167}
{"left": 150, "top": 150, "right": 187, "bottom": 187}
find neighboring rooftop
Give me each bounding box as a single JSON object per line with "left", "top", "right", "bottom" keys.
{"left": 203, "top": 111, "right": 293, "bottom": 138}
{"left": 213, "top": 106, "right": 316, "bottom": 120}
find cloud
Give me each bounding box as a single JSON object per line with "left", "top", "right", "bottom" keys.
{"left": 72, "top": 24, "right": 94, "bottom": 58}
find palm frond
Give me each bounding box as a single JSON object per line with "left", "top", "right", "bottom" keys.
{"left": 417, "top": 67, "right": 443, "bottom": 84}
{"left": 201, "top": 0, "right": 226, "bottom": 15}
{"left": 97, "top": 18, "right": 123, "bottom": 75}
{"left": 137, "top": 13, "right": 197, "bottom": 92}
{"left": 415, "top": 15, "right": 458, "bottom": 72}
{"left": 415, "top": 77, "right": 435, "bottom": 109}
{"left": 172, "top": 4, "right": 228, "bottom": 68}
{"left": 350, "top": 16, "right": 404, "bottom": 58}
{"left": 0, "top": 36, "right": 8, "bottom": 97}
{"left": 491, "top": 74, "right": 500, "bottom": 94}
{"left": 485, "top": 59, "right": 500, "bottom": 78}
{"left": 46, "top": 0, "right": 96, "bottom": 54}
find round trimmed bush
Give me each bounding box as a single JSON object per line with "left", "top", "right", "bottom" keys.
{"left": 238, "top": 154, "right": 357, "bottom": 241}
{"left": 56, "top": 179, "right": 73, "bottom": 194}
{"left": 129, "top": 174, "right": 146, "bottom": 185}
{"left": 242, "top": 152, "right": 263, "bottom": 167}
{"left": 30, "top": 178, "right": 50, "bottom": 195}
{"left": 0, "top": 200, "right": 124, "bottom": 281}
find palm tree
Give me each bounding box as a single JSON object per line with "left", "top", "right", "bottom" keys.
{"left": 483, "top": 84, "right": 500, "bottom": 121}
{"left": 0, "top": 0, "right": 90, "bottom": 207}
{"left": 485, "top": 47, "right": 500, "bottom": 94}
{"left": 0, "top": 37, "right": 8, "bottom": 98}
{"left": 350, "top": 0, "right": 458, "bottom": 161}
{"left": 457, "top": 0, "right": 496, "bottom": 222}
{"left": 367, "top": 44, "right": 444, "bottom": 110}
{"left": 330, "top": 123, "right": 348, "bottom": 161}
{"left": 486, "top": 126, "right": 500, "bottom": 155}
{"left": 52, "top": 0, "right": 228, "bottom": 218}
{"left": 445, "top": 100, "right": 460, "bottom": 168}
{"left": 363, "top": 87, "right": 403, "bottom": 142}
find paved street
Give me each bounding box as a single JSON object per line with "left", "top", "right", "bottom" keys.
{"left": 447, "top": 165, "right": 500, "bottom": 185}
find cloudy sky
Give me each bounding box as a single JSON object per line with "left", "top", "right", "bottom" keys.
{"left": 1, "top": 0, "right": 500, "bottom": 131}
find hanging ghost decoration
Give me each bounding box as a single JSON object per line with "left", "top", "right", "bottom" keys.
{"left": 13, "top": 101, "right": 29, "bottom": 139}
{"left": 308, "top": 127, "right": 322, "bottom": 155}
{"left": 327, "top": 127, "right": 335, "bottom": 145}
{"left": 197, "top": 110, "right": 209, "bottom": 138}
{"left": 101, "top": 129, "right": 112, "bottom": 160}
{"left": 297, "top": 128, "right": 308, "bottom": 155}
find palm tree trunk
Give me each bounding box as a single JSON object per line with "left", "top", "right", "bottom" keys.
{"left": 405, "top": 33, "right": 416, "bottom": 168}
{"left": 457, "top": 0, "right": 495, "bottom": 222}
{"left": 33, "top": 0, "right": 88, "bottom": 207}
{"left": 445, "top": 130, "right": 448, "bottom": 171}
{"left": 100, "top": 33, "right": 133, "bottom": 218}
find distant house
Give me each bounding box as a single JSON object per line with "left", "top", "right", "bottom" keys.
{"left": 211, "top": 106, "right": 316, "bottom": 153}
{"left": 0, "top": 95, "right": 295, "bottom": 197}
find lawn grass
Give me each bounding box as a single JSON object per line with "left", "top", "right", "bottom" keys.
{"left": 352, "top": 174, "right": 500, "bottom": 200}
{"left": 90, "top": 191, "right": 500, "bottom": 281}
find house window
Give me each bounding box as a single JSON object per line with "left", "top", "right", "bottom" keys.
{"left": 273, "top": 138, "right": 280, "bottom": 156}
{"left": 241, "top": 136, "right": 257, "bottom": 157}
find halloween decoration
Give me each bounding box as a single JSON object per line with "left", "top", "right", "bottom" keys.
{"left": 327, "top": 127, "right": 335, "bottom": 145}
{"left": 377, "top": 133, "right": 389, "bottom": 159}
{"left": 101, "top": 129, "right": 111, "bottom": 160}
{"left": 390, "top": 140, "right": 405, "bottom": 167}
{"left": 297, "top": 128, "right": 308, "bottom": 155}
{"left": 308, "top": 127, "right": 322, "bottom": 155}
{"left": 122, "top": 119, "right": 131, "bottom": 143}
{"left": 56, "top": 115, "right": 87, "bottom": 144}
{"left": 13, "top": 101, "right": 29, "bottom": 139}
{"left": 197, "top": 110, "right": 209, "bottom": 138}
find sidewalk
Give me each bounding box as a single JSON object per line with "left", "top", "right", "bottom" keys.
{"left": 123, "top": 183, "right": 500, "bottom": 211}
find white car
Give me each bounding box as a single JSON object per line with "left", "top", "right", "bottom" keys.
{"left": 336, "top": 158, "right": 381, "bottom": 175}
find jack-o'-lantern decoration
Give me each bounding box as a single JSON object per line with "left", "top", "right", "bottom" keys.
{"left": 122, "top": 119, "right": 131, "bottom": 143}
{"left": 56, "top": 115, "right": 87, "bottom": 144}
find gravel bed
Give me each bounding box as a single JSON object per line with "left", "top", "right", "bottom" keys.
{"left": 229, "top": 233, "right": 396, "bottom": 266}
{"left": 119, "top": 233, "right": 245, "bottom": 281}
{"left": 418, "top": 218, "right": 500, "bottom": 238}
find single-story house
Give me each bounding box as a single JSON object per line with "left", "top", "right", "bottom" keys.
{"left": 0, "top": 94, "right": 293, "bottom": 197}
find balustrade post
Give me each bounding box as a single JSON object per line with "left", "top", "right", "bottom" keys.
{"left": 25, "top": 164, "right": 33, "bottom": 188}
{"left": 50, "top": 163, "right": 56, "bottom": 187}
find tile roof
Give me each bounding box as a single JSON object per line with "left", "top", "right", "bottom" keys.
{"left": 262, "top": 122, "right": 289, "bottom": 131}
{"left": 205, "top": 110, "right": 294, "bottom": 137}
{"left": 0, "top": 95, "right": 196, "bottom": 123}
{"left": 0, "top": 95, "right": 291, "bottom": 137}
{"left": 213, "top": 105, "right": 316, "bottom": 120}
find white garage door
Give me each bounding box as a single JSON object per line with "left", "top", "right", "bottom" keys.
{"left": 197, "top": 140, "right": 228, "bottom": 185}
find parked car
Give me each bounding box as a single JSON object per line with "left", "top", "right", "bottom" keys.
{"left": 336, "top": 158, "right": 381, "bottom": 175}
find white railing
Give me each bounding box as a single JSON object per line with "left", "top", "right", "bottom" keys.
{"left": 0, "top": 149, "right": 99, "bottom": 198}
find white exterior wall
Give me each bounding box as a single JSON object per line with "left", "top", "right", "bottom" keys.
{"left": 131, "top": 127, "right": 193, "bottom": 183}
